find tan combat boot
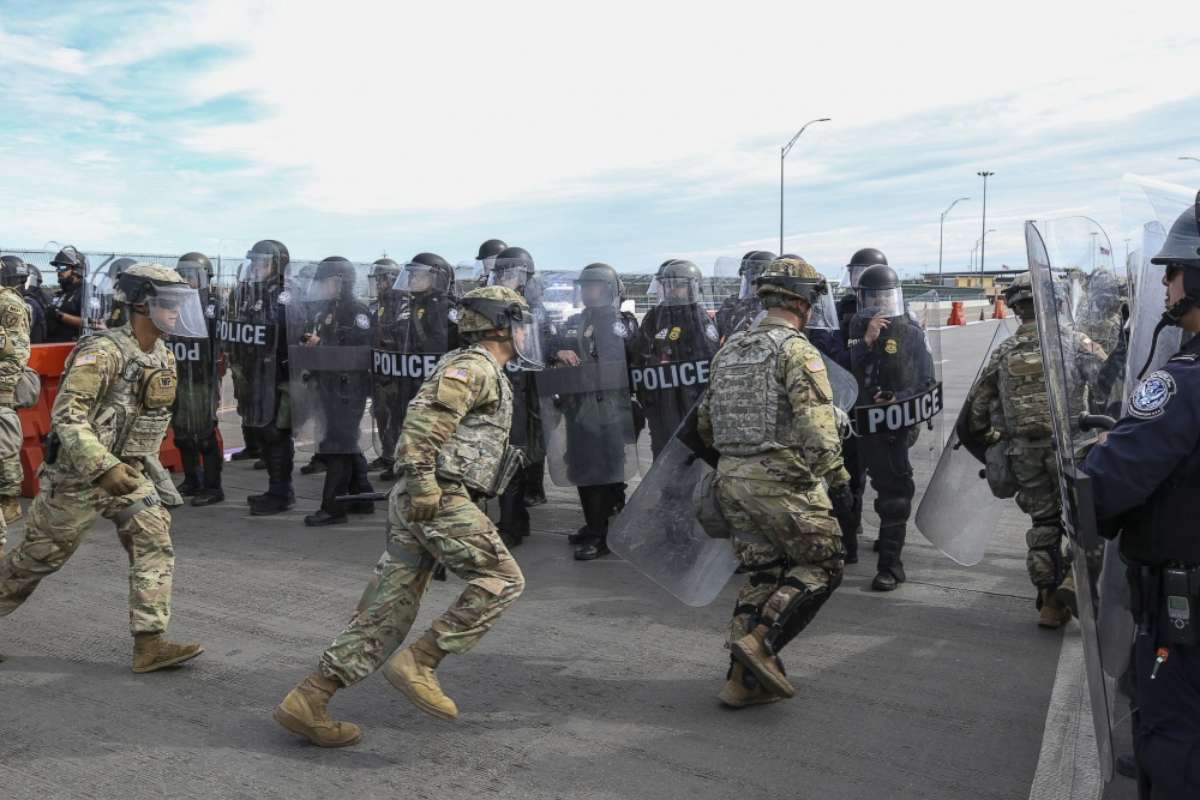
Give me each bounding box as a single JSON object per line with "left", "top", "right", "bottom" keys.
{"left": 0, "top": 497, "right": 20, "bottom": 525}
{"left": 131, "top": 633, "right": 204, "bottom": 673}
{"left": 382, "top": 631, "right": 459, "bottom": 720}
{"left": 274, "top": 673, "right": 363, "bottom": 747}
{"left": 717, "top": 662, "right": 785, "bottom": 709}
{"left": 730, "top": 625, "right": 796, "bottom": 698}
{"left": 1038, "top": 589, "right": 1072, "bottom": 629}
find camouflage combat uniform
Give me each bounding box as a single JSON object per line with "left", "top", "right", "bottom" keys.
{"left": 967, "top": 320, "right": 1104, "bottom": 593}
{"left": 319, "top": 344, "right": 524, "bottom": 686}
{"left": 0, "top": 324, "right": 178, "bottom": 634}
{"left": 698, "top": 315, "right": 847, "bottom": 650}
{"left": 0, "top": 284, "right": 32, "bottom": 551}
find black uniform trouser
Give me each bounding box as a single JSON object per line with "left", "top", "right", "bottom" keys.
{"left": 319, "top": 452, "right": 373, "bottom": 514}
{"left": 177, "top": 425, "right": 223, "bottom": 491}
{"left": 840, "top": 437, "right": 866, "bottom": 560}
{"left": 859, "top": 430, "right": 916, "bottom": 576}
{"left": 577, "top": 483, "right": 626, "bottom": 545}
{"left": 1134, "top": 629, "right": 1200, "bottom": 798}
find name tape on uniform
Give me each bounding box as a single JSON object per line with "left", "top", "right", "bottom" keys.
{"left": 854, "top": 383, "right": 943, "bottom": 435}
{"left": 373, "top": 350, "right": 441, "bottom": 379}
{"left": 629, "top": 360, "right": 711, "bottom": 392}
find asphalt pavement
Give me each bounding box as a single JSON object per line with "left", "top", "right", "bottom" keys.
{"left": 0, "top": 317, "right": 1132, "bottom": 800}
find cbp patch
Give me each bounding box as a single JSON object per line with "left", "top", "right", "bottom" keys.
{"left": 1130, "top": 370, "right": 1176, "bottom": 419}
{"left": 354, "top": 313, "right": 370, "bottom": 330}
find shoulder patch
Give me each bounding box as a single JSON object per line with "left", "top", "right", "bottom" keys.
{"left": 1129, "top": 370, "right": 1177, "bottom": 419}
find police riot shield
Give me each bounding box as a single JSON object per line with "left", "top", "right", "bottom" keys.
{"left": 848, "top": 289, "right": 944, "bottom": 489}
{"left": 169, "top": 257, "right": 220, "bottom": 441}
{"left": 538, "top": 270, "right": 640, "bottom": 487}
{"left": 287, "top": 260, "right": 374, "bottom": 456}
{"left": 219, "top": 251, "right": 283, "bottom": 428}
{"left": 1026, "top": 216, "right": 1130, "bottom": 784}
{"left": 631, "top": 290, "right": 721, "bottom": 460}
{"left": 914, "top": 318, "right": 1014, "bottom": 565}
{"left": 82, "top": 256, "right": 136, "bottom": 333}
{"left": 371, "top": 260, "right": 458, "bottom": 463}
{"left": 712, "top": 255, "right": 759, "bottom": 340}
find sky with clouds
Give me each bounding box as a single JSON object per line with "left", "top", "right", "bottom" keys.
{"left": 1, "top": 0, "right": 1198, "bottom": 278}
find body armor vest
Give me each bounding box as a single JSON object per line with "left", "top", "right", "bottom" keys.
{"left": 708, "top": 325, "right": 804, "bottom": 456}
{"left": 73, "top": 329, "right": 176, "bottom": 460}
{"left": 432, "top": 349, "right": 519, "bottom": 496}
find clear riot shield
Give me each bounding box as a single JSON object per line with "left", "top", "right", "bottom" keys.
{"left": 219, "top": 252, "right": 283, "bottom": 428}
{"left": 712, "top": 255, "right": 759, "bottom": 340}
{"left": 82, "top": 256, "right": 136, "bottom": 333}
{"left": 287, "top": 261, "right": 374, "bottom": 458}
{"left": 538, "top": 270, "right": 640, "bottom": 487}
{"left": 849, "top": 289, "right": 944, "bottom": 489}
{"left": 370, "top": 261, "right": 458, "bottom": 462}
{"left": 1026, "top": 216, "right": 1131, "bottom": 785}
{"left": 915, "top": 318, "right": 1014, "bottom": 565}
{"left": 169, "top": 257, "right": 220, "bottom": 440}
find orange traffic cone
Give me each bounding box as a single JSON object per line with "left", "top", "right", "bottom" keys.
{"left": 992, "top": 297, "right": 1007, "bottom": 319}
{"left": 947, "top": 301, "right": 966, "bottom": 326}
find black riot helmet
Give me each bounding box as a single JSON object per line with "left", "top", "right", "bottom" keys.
{"left": 395, "top": 252, "right": 454, "bottom": 295}
{"left": 651, "top": 259, "right": 703, "bottom": 306}
{"left": 476, "top": 239, "right": 508, "bottom": 261}
{"left": 0, "top": 255, "right": 31, "bottom": 289}
{"left": 845, "top": 247, "right": 889, "bottom": 289}
{"left": 489, "top": 246, "right": 536, "bottom": 292}
{"left": 176, "top": 252, "right": 213, "bottom": 290}
{"left": 309, "top": 256, "right": 358, "bottom": 302}
{"left": 575, "top": 262, "right": 625, "bottom": 309}
{"left": 50, "top": 245, "right": 88, "bottom": 275}
{"left": 856, "top": 263, "right": 904, "bottom": 318}
{"left": 243, "top": 239, "right": 289, "bottom": 284}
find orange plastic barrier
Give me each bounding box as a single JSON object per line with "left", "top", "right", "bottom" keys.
{"left": 17, "top": 341, "right": 197, "bottom": 497}
{"left": 992, "top": 297, "right": 1007, "bottom": 319}
{"left": 946, "top": 301, "right": 966, "bottom": 326}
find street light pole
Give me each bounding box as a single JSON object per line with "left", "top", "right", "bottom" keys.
{"left": 939, "top": 196, "right": 970, "bottom": 281}
{"left": 977, "top": 171, "right": 994, "bottom": 273}
{"left": 780, "top": 117, "right": 831, "bottom": 253}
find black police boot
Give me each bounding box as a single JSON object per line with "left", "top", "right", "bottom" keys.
{"left": 191, "top": 488, "right": 225, "bottom": 507}
{"left": 305, "top": 509, "right": 348, "bottom": 527}
{"left": 872, "top": 525, "right": 907, "bottom": 592}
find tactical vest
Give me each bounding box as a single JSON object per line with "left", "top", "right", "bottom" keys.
{"left": 708, "top": 325, "right": 805, "bottom": 456}
{"left": 998, "top": 327, "right": 1053, "bottom": 441}
{"left": 69, "top": 328, "right": 177, "bottom": 460}
{"left": 431, "top": 348, "right": 519, "bottom": 496}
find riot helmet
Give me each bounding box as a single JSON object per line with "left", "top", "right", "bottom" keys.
{"left": 0, "top": 255, "right": 31, "bottom": 289}
{"left": 844, "top": 247, "right": 889, "bottom": 291}
{"left": 176, "top": 252, "right": 212, "bottom": 291}
{"left": 307, "top": 256, "right": 359, "bottom": 303}
{"left": 458, "top": 285, "right": 543, "bottom": 369}
{"left": 241, "top": 239, "right": 288, "bottom": 284}
{"left": 856, "top": 263, "right": 904, "bottom": 318}
{"left": 394, "top": 252, "right": 454, "bottom": 295}
{"left": 737, "top": 250, "right": 776, "bottom": 299}
{"left": 574, "top": 262, "right": 624, "bottom": 309}
{"left": 488, "top": 246, "right": 536, "bottom": 292}
{"left": 115, "top": 263, "right": 208, "bottom": 338}
{"left": 648, "top": 259, "right": 703, "bottom": 306}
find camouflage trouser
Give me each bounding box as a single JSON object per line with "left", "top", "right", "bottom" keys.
{"left": 1010, "top": 445, "right": 1071, "bottom": 591}
{"left": 0, "top": 465, "right": 174, "bottom": 634}
{"left": 716, "top": 477, "right": 843, "bottom": 647}
{"left": 319, "top": 483, "right": 525, "bottom": 687}
{"left": 0, "top": 405, "right": 23, "bottom": 500}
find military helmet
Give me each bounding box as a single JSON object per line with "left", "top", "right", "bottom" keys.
{"left": 0, "top": 255, "right": 31, "bottom": 289}
{"left": 457, "top": 285, "right": 530, "bottom": 333}
{"left": 755, "top": 257, "right": 828, "bottom": 304}
{"left": 476, "top": 239, "right": 508, "bottom": 260}
{"left": 50, "top": 245, "right": 88, "bottom": 273}
{"left": 1003, "top": 272, "right": 1034, "bottom": 306}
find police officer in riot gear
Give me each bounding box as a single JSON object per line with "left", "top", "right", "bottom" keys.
{"left": 1, "top": 256, "right": 46, "bottom": 344}
{"left": 848, "top": 262, "right": 936, "bottom": 590}
{"left": 550, "top": 262, "right": 640, "bottom": 560}
{"left": 366, "top": 257, "right": 403, "bottom": 474}
{"left": 47, "top": 245, "right": 87, "bottom": 342}
{"left": 488, "top": 246, "right": 546, "bottom": 547}
{"left": 171, "top": 252, "right": 224, "bottom": 506}
{"left": 295, "top": 257, "right": 375, "bottom": 526}
{"left": 715, "top": 251, "right": 776, "bottom": 339}
{"left": 1082, "top": 200, "right": 1200, "bottom": 799}
{"left": 634, "top": 259, "right": 720, "bottom": 459}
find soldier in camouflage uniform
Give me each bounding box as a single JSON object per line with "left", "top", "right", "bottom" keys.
{"left": 697, "top": 258, "right": 849, "bottom": 707}
{"left": 0, "top": 257, "right": 32, "bottom": 536}
{"left": 274, "top": 285, "right": 539, "bottom": 747}
{"left": 965, "top": 273, "right": 1105, "bottom": 628}
{"left": 0, "top": 264, "right": 204, "bottom": 672}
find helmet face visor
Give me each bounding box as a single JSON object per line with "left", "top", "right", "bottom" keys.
{"left": 857, "top": 287, "right": 904, "bottom": 318}
{"left": 148, "top": 284, "right": 207, "bottom": 338}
